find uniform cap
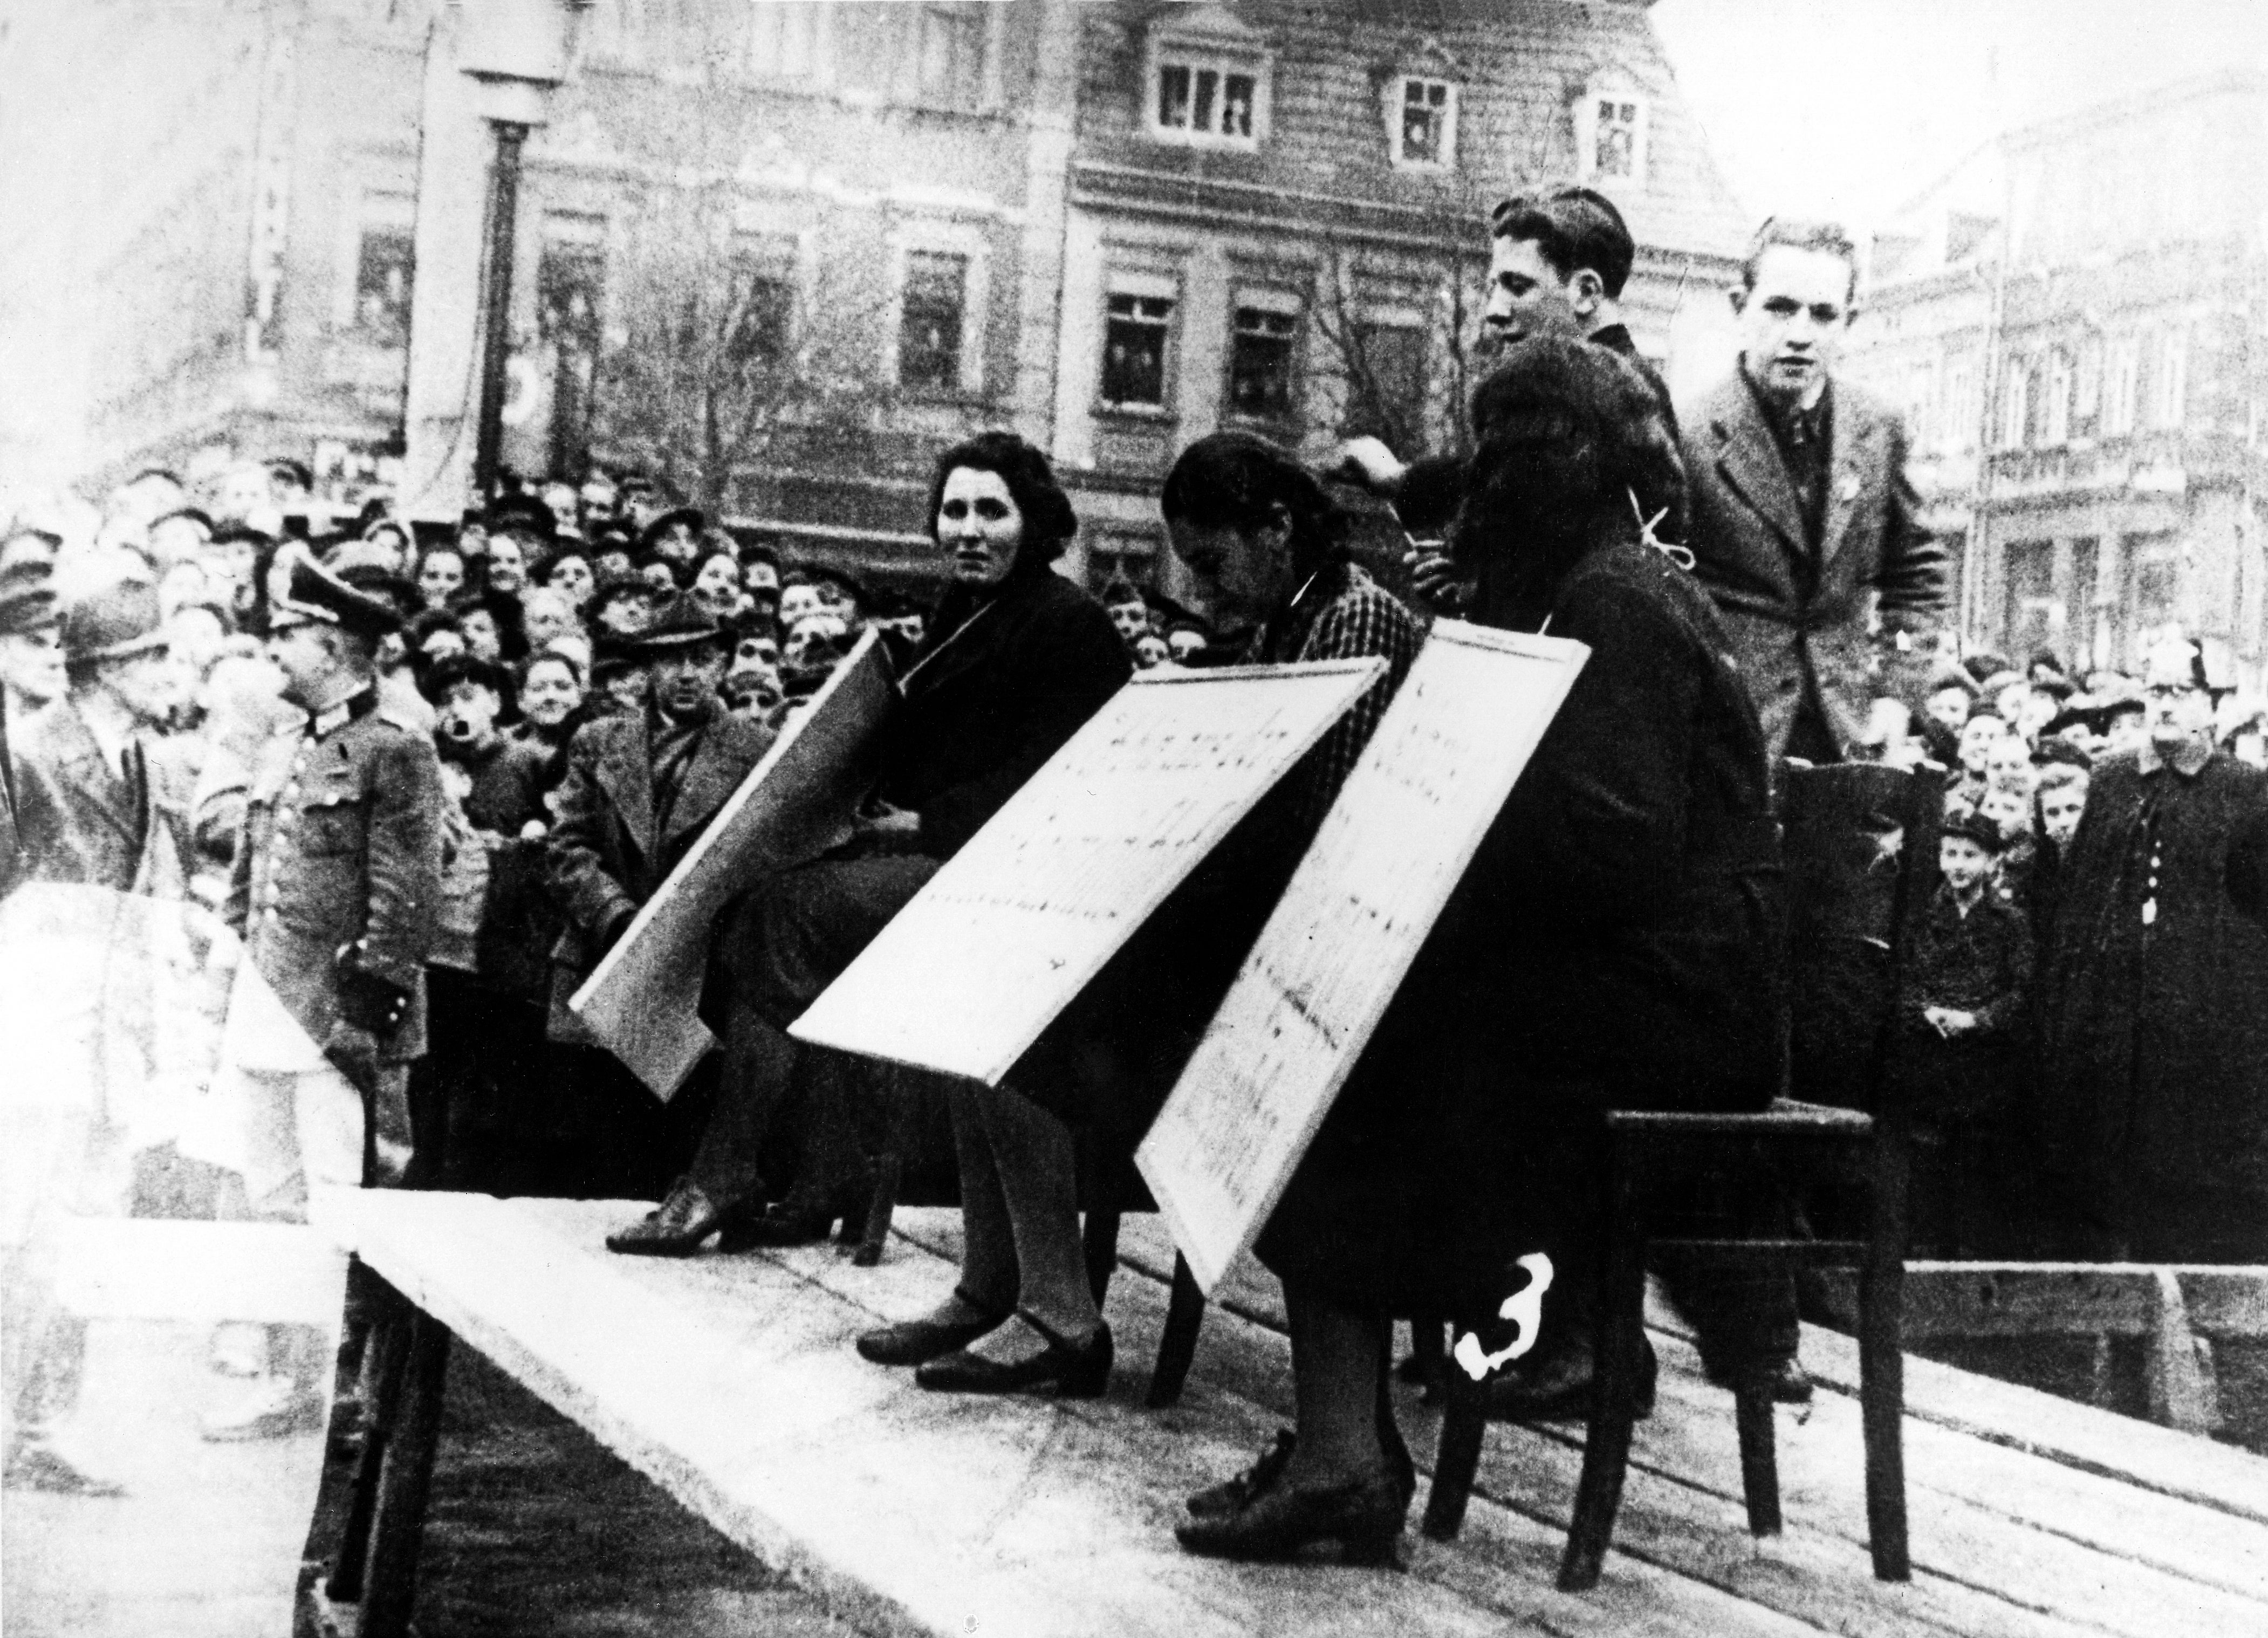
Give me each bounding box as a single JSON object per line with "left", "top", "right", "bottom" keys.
{"left": 265, "top": 541, "right": 405, "bottom": 638}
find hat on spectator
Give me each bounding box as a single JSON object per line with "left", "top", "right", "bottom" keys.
{"left": 485, "top": 491, "right": 557, "bottom": 540}
{"left": 1942, "top": 811, "right": 2006, "bottom": 853}
{"left": 638, "top": 508, "right": 706, "bottom": 552}
{"left": 57, "top": 559, "right": 168, "bottom": 663}
{"left": 1925, "top": 663, "right": 1976, "bottom": 697}
{"left": 1964, "top": 699, "right": 2004, "bottom": 725}
{"left": 622, "top": 593, "right": 724, "bottom": 657}
{"left": 264, "top": 542, "right": 405, "bottom": 638}
{"left": 0, "top": 558, "right": 58, "bottom": 636}
{"left": 2034, "top": 738, "right": 2092, "bottom": 772}
{"left": 422, "top": 650, "right": 517, "bottom": 713}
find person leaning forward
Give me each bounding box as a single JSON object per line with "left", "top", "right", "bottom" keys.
{"left": 1681, "top": 218, "right": 1947, "bottom": 763}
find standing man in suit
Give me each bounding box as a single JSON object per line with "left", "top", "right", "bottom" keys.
{"left": 544, "top": 596, "right": 775, "bottom": 1200}
{"left": 1682, "top": 218, "right": 1947, "bottom": 763}
{"left": 207, "top": 545, "right": 444, "bottom": 1442}
{"left": 2, "top": 560, "right": 190, "bottom": 1496}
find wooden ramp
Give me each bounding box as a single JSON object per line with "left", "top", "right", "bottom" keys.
{"left": 327, "top": 1194, "right": 2268, "bottom": 1638}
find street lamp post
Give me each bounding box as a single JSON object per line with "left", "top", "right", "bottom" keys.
{"left": 457, "top": 0, "right": 588, "bottom": 503}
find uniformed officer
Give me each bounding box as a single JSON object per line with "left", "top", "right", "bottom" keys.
{"left": 207, "top": 544, "right": 442, "bottom": 1441}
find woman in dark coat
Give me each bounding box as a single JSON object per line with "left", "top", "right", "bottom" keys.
{"left": 607, "top": 435, "right": 1130, "bottom": 1288}
{"left": 1180, "top": 338, "right": 1785, "bottom": 1564}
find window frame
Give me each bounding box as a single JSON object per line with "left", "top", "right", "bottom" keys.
{"left": 1577, "top": 80, "right": 1650, "bottom": 186}
{"left": 1388, "top": 74, "right": 1459, "bottom": 173}
{"left": 1143, "top": 23, "right": 1272, "bottom": 152}
{"left": 743, "top": 1, "right": 832, "bottom": 85}
{"left": 1098, "top": 270, "right": 1180, "bottom": 416}
{"left": 1224, "top": 288, "right": 1302, "bottom": 424}
{"left": 883, "top": 224, "right": 991, "bottom": 399}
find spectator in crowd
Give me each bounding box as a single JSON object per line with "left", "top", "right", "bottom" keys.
{"left": 483, "top": 531, "right": 529, "bottom": 600}
{"left": 427, "top": 655, "right": 548, "bottom": 835}
{"left": 590, "top": 576, "right": 659, "bottom": 640}
{"left": 1132, "top": 630, "right": 1170, "bottom": 670}
{"left": 640, "top": 508, "right": 705, "bottom": 584}
{"left": 1164, "top": 621, "right": 1212, "bottom": 666}
{"left": 1100, "top": 577, "right": 1151, "bottom": 655}
{"left": 519, "top": 586, "right": 581, "bottom": 655}
{"left": 0, "top": 557, "right": 64, "bottom": 719}
{"left": 2101, "top": 694, "right": 2148, "bottom": 758}
{"left": 777, "top": 573, "right": 825, "bottom": 627}
{"left": 515, "top": 650, "right": 588, "bottom": 753}
{"left": 689, "top": 551, "right": 743, "bottom": 622}
{"left": 1903, "top": 810, "right": 2033, "bottom": 1255}
{"left": 1679, "top": 219, "right": 1945, "bottom": 761}
{"left": 410, "top": 609, "right": 465, "bottom": 663}
{"left": 606, "top": 434, "right": 1129, "bottom": 1286}
{"left": 809, "top": 566, "right": 867, "bottom": 630}
{"left": 544, "top": 598, "right": 776, "bottom": 1200}
{"left": 2033, "top": 636, "right": 2268, "bottom": 1262}
{"left": 456, "top": 602, "right": 505, "bottom": 665}
{"left": 414, "top": 545, "right": 467, "bottom": 612}
{"left": 2025, "top": 760, "right": 2090, "bottom": 952}
{"left": 738, "top": 545, "right": 783, "bottom": 629}
{"left": 535, "top": 547, "right": 596, "bottom": 614}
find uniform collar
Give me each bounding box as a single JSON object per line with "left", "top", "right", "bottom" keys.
{"left": 309, "top": 685, "right": 378, "bottom": 738}
{"left": 2136, "top": 734, "right": 2212, "bottom": 779}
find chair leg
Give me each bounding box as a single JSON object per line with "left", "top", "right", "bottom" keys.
{"left": 1734, "top": 1380, "right": 1783, "bottom": 1536}
{"left": 358, "top": 1311, "right": 453, "bottom": 1638}
{"left": 1146, "top": 1253, "right": 1207, "bottom": 1408}
{"left": 1559, "top": 1150, "right": 1649, "bottom": 1592}
{"left": 1859, "top": 1126, "right": 1912, "bottom": 1581}
{"left": 1081, "top": 1210, "right": 1122, "bottom": 1309}
{"left": 1420, "top": 1346, "right": 1488, "bottom": 1541}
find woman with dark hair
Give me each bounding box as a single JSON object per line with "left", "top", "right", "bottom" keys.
{"left": 534, "top": 547, "right": 597, "bottom": 613}
{"left": 607, "top": 434, "right": 1132, "bottom": 1355}
{"left": 1176, "top": 338, "right": 1784, "bottom": 1563}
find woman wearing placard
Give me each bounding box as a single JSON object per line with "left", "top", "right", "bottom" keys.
{"left": 1175, "top": 337, "right": 1784, "bottom": 1564}
{"left": 604, "top": 434, "right": 1129, "bottom": 1278}
{"left": 860, "top": 432, "right": 1422, "bottom": 1396}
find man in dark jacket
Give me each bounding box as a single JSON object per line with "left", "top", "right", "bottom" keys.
{"left": 1680, "top": 219, "right": 1947, "bottom": 762}
{"left": 544, "top": 597, "right": 775, "bottom": 1197}
{"left": 2033, "top": 638, "right": 2268, "bottom": 1260}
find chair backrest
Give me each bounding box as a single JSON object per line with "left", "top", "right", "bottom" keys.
{"left": 1779, "top": 762, "right": 1944, "bottom": 1115}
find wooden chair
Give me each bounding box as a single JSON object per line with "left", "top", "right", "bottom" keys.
{"left": 1423, "top": 762, "right": 1940, "bottom": 1589}
{"left": 1080, "top": 1145, "right": 1209, "bottom": 1408}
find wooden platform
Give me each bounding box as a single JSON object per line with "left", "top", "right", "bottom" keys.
{"left": 327, "top": 1192, "right": 2268, "bottom": 1638}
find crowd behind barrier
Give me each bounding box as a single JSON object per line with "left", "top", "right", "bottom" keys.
{"left": 3, "top": 205, "right": 2266, "bottom": 1568}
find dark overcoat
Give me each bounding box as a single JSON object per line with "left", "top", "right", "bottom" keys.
{"left": 2032, "top": 750, "right": 2268, "bottom": 1244}
{"left": 225, "top": 691, "right": 444, "bottom": 1065}
{"left": 1256, "top": 537, "right": 1786, "bottom": 1312}
{"left": 10, "top": 696, "right": 193, "bottom": 896}
{"left": 878, "top": 568, "right": 1130, "bottom": 861}
{"left": 543, "top": 703, "right": 775, "bottom": 1039}
{"left": 1680, "top": 373, "right": 1945, "bottom": 758}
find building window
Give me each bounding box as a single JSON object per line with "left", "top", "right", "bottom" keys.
{"left": 1151, "top": 54, "right": 1264, "bottom": 147}
{"left": 725, "top": 237, "right": 796, "bottom": 370}
{"left": 1579, "top": 84, "right": 1648, "bottom": 183}
{"left": 2104, "top": 337, "right": 2141, "bottom": 436}
{"left": 1940, "top": 355, "right": 1977, "bottom": 454}
{"left": 1101, "top": 289, "right": 1174, "bottom": 410}
{"left": 2004, "top": 538, "right": 2058, "bottom": 657}
{"left": 916, "top": 3, "right": 985, "bottom": 108}
{"left": 2151, "top": 328, "right": 2187, "bottom": 429}
{"left": 1228, "top": 300, "right": 1299, "bottom": 419}
{"left": 2043, "top": 349, "right": 2072, "bottom": 446}
{"left": 1392, "top": 77, "right": 1457, "bottom": 170}
{"left": 897, "top": 251, "right": 967, "bottom": 392}
{"left": 747, "top": 2, "right": 825, "bottom": 79}
{"left": 353, "top": 218, "right": 416, "bottom": 348}
{"left": 1997, "top": 358, "right": 2032, "bottom": 450}
{"left": 1086, "top": 533, "right": 1159, "bottom": 592}
{"left": 2073, "top": 335, "right": 2103, "bottom": 434}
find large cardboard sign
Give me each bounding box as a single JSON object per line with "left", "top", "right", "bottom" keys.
{"left": 571, "top": 630, "right": 894, "bottom": 1099}
{"left": 788, "top": 659, "right": 1386, "bottom": 1085}
{"left": 1137, "top": 622, "right": 1589, "bottom": 1295}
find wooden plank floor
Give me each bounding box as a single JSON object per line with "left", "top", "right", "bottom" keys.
{"left": 326, "top": 1193, "right": 2268, "bottom": 1638}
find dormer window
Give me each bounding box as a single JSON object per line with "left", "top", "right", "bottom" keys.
{"left": 1390, "top": 77, "right": 1458, "bottom": 170}
{"left": 1145, "top": 6, "right": 1272, "bottom": 150}
{"left": 1577, "top": 71, "right": 1649, "bottom": 184}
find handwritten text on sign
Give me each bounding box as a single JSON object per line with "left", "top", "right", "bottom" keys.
{"left": 789, "top": 660, "right": 1384, "bottom": 1086}
{"left": 1138, "top": 623, "right": 1588, "bottom": 1296}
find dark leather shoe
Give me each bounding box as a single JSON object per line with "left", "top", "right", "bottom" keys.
{"left": 605, "top": 1180, "right": 753, "bottom": 1257}
{"left": 1187, "top": 1429, "right": 1297, "bottom": 1518}
{"left": 1484, "top": 1338, "right": 1656, "bottom": 1423}
{"left": 1707, "top": 1355, "right": 1813, "bottom": 1404}
{"left": 915, "top": 1314, "right": 1112, "bottom": 1399}
{"left": 1175, "top": 1465, "right": 1406, "bottom": 1566}
{"left": 857, "top": 1294, "right": 1010, "bottom": 1367}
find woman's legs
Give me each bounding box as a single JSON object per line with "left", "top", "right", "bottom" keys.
{"left": 962, "top": 1082, "right": 1105, "bottom": 1361}
{"left": 1277, "top": 1285, "right": 1389, "bottom": 1488}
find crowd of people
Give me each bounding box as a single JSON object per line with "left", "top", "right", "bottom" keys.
{"left": 3, "top": 185, "right": 2265, "bottom": 1570}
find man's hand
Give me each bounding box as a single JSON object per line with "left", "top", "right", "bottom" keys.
{"left": 1923, "top": 1006, "right": 1977, "bottom": 1039}
{"left": 1331, "top": 437, "right": 1408, "bottom": 498}
{"left": 323, "top": 1020, "right": 382, "bottom": 1093}
{"left": 1401, "top": 543, "right": 1477, "bottom": 615}
{"left": 853, "top": 807, "right": 923, "bottom": 854}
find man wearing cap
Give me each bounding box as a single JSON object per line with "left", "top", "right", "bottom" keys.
{"left": 2, "top": 559, "right": 191, "bottom": 1497}
{"left": 545, "top": 597, "right": 772, "bottom": 1197}
{"left": 2033, "top": 636, "right": 2268, "bottom": 1263}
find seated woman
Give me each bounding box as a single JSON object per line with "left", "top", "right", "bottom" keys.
{"left": 1176, "top": 337, "right": 1785, "bottom": 1564}
{"left": 606, "top": 433, "right": 1130, "bottom": 1262}
{"left": 854, "top": 431, "right": 1422, "bottom": 1396}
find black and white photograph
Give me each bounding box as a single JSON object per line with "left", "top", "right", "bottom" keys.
{"left": 1, "top": 2, "right": 2265, "bottom": 1634}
